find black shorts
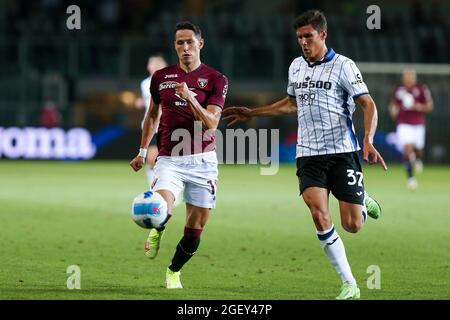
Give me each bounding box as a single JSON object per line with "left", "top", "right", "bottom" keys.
{"left": 296, "top": 152, "right": 365, "bottom": 205}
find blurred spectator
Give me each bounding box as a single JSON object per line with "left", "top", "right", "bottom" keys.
{"left": 40, "top": 99, "right": 61, "bottom": 128}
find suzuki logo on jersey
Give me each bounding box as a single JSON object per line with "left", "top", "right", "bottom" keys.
{"left": 298, "top": 92, "right": 316, "bottom": 106}
{"left": 174, "top": 89, "right": 197, "bottom": 107}
{"left": 198, "top": 78, "right": 208, "bottom": 88}
{"left": 295, "top": 80, "right": 332, "bottom": 90}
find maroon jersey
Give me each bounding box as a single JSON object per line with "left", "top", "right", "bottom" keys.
{"left": 393, "top": 84, "right": 431, "bottom": 125}
{"left": 150, "top": 63, "right": 228, "bottom": 156}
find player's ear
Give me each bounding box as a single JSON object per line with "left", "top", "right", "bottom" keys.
{"left": 198, "top": 38, "right": 205, "bottom": 49}
{"left": 321, "top": 30, "right": 327, "bottom": 41}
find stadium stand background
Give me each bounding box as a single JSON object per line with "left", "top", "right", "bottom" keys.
{"left": 0, "top": 0, "right": 449, "bottom": 162}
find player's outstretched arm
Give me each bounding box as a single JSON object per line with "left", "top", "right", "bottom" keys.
{"left": 388, "top": 98, "right": 399, "bottom": 120}
{"left": 130, "top": 99, "right": 161, "bottom": 172}
{"left": 222, "top": 96, "right": 297, "bottom": 126}
{"left": 356, "top": 94, "right": 388, "bottom": 171}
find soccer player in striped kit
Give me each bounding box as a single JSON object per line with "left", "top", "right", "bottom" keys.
{"left": 224, "top": 10, "right": 386, "bottom": 299}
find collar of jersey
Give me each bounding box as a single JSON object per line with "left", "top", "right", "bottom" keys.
{"left": 303, "top": 48, "right": 336, "bottom": 67}
{"left": 176, "top": 63, "right": 204, "bottom": 74}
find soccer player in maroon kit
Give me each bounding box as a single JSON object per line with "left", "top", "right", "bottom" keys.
{"left": 389, "top": 69, "right": 433, "bottom": 190}
{"left": 130, "top": 21, "right": 228, "bottom": 288}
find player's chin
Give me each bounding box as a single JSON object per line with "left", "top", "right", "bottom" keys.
{"left": 181, "top": 56, "right": 192, "bottom": 63}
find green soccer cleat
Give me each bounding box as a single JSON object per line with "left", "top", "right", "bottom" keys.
{"left": 364, "top": 191, "right": 382, "bottom": 220}
{"left": 336, "top": 282, "right": 361, "bottom": 300}
{"left": 166, "top": 268, "right": 183, "bottom": 289}
{"left": 144, "top": 228, "right": 165, "bottom": 259}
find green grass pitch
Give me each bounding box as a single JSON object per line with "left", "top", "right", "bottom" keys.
{"left": 0, "top": 161, "right": 449, "bottom": 300}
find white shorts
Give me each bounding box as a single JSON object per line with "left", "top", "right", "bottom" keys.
{"left": 152, "top": 151, "right": 218, "bottom": 209}
{"left": 396, "top": 124, "right": 426, "bottom": 151}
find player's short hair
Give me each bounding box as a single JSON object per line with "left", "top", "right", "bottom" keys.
{"left": 294, "top": 10, "right": 327, "bottom": 33}
{"left": 175, "top": 21, "right": 202, "bottom": 39}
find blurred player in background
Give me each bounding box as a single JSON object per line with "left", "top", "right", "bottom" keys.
{"left": 130, "top": 21, "right": 228, "bottom": 289}
{"left": 224, "top": 10, "right": 385, "bottom": 300}
{"left": 389, "top": 69, "right": 433, "bottom": 190}
{"left": 135, "top": 54, "right": 168, "bottom": 187}
{"left": 40, "top": 98, "right": 61, "bottom": 128}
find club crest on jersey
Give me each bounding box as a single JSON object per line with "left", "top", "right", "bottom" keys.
{"left": 198, "top": 78, "right": 208, "bottom": 88}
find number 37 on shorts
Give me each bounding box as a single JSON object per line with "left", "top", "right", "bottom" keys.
{"left": 346, "top": 169, "right": 363, "bottom": 186}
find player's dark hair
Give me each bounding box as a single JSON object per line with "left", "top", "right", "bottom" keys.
{"left": 175, "top": 21, "right": 202, "bottom": 39}
{"left": 294, "top": 10, "right": 327, "bottom": 33}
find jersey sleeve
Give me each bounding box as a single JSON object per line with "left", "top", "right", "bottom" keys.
{"left": 287, "top": 60, "right": 297, "bottom": 97}
{"left": 149, "top": 72, "right": 161, "bottom": 104}
{"left": 423, "top": 85, "right": 433, "bottom": 103}
{"left": 206, "top": 74, "right": 228, "bottom": 109}
{"left": 140, "top": 80, "right": 146, "bottom": 96}
{"left": 339, "top": 60, "right": 369, "bottom": 99}
{"left": 140, "top": 79, "right": 148, "bottom": 96}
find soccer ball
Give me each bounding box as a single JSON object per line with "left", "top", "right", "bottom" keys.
{"left": 131, "top": 191, "right": 169, "bottom": 229}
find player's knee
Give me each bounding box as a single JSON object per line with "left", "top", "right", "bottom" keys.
{"left": 342, "top": 220, "right": 362, "bottom": 233}
{"left": 309, "top": 207, "right": 331, "bottom": 226}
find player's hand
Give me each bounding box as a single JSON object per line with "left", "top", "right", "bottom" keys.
{"left": 222, "top": 106, "right": 253, "bottom": 126}
{"left": 363, "top": 142, "right": 388, "bottom": 171}
{"left": 174, "top": 82, "right": 191, "bottom": 100}
{"left": 130, "top": 156, "right": 145, "bottom": 172}
{"left": 412, "top": 103, "right": 424, "bottom": 112}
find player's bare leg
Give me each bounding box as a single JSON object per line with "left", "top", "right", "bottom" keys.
{"left": 144, "top": 189, "right": 174, "bottom": 259}
{"left": 145, "top": 145, "right": 158, "bottom": 188}
{"left": 338, "top": 202, "right": 364, "bottom": 233}
{"left": 404, "top": 144, "right": 418, "bottom": 190}
{"left": 414, "top": 148, "right": 424, "bottom": 174}
{"left": 166, "top": 203, "right": 210, "bottom": 289}
{"left": 302, "top": 187, "right": 359, "bottom": 299}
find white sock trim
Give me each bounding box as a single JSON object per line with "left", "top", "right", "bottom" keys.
{"left": 316, "top": 224, "right": 334, "bottom": 235}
